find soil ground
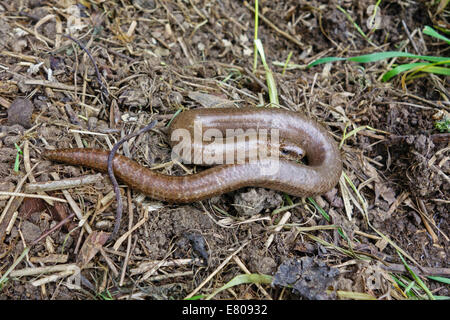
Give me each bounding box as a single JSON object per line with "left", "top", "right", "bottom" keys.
{"left": 0, "top": 0, "right": 448, "bottom": 300}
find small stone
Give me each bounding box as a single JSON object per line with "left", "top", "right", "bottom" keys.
{"left": 95, "top": 220, "right": 112, "bottom": 230}
{"left": 87, "top": 117, "right": 98, "bottom": 130}
{"left": 168, "top": 91, "right": 184, "bottom": 105}
{"left": 233, "top": 188, "right": 283, "bottom": 216}
{"left": 256, "top": 256, "right": 277, "bottom": 275}
{"left": 132, "top": 0, "right": 156, "bottom": 10}
{"left": 20, "top": 221, "right": 41, "bottom": 243}
{"left": 7, "top": 98, "right": 34, "bottom": 128}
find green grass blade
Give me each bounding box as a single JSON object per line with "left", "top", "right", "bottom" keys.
{"left": 253, "top": 0, "right": 259, "bottom": 72}
{"left": 308, "top": 197, "right": 330, "bottom": 221}
{"left": 423, "top": 25, "right": 450, "bottom": 45}
{"left": 427, "top": 276, "right": 450, "bottom": 285}
{"left": 370, "top": 226, "right": 418, "bottom": 265}
{"left": 382, "top": 62, "right": 450, "bottom": 81}
{"left": 97, "top": 289, "right": 114, "bottom": 300}
{"left": 184, "top": 294, "right": 206, "bottom": 300}
{"left": 398, "top": 252, "right": 435, "bottom": 300}
{"left": 0, "top": 247, "right": 30, "bottom": 288}
{"left": 381, "top": 62, "right": 430, "bottom": 81}
{"left": 265, "top": 70, "right": 279, "bottom": 106}
{"left": 282, "top": 51, "right": 293, "bottom": 75}
{"left": 272, "top": 202, "right": 301, "bottom": 216}
{"left": 14, "top": 143, "right": 22, "bottom": 172}
{"left": 334, "top": 290, "right": 377, "bottom": 300}
{"left": 255, "top": 39, "right": 279, "bottom": 106}
{"left": 336, "top": 5, "right": 376, "bottom": 47}
{"left": 205, "top": 274, "right": 272, "bottom": 300}
{"left": 254, "top": 39, "right": 268, "bottom": 70}
{"left": 419, "top": 65, "right": 450, "bottom": 76}
{"left": 166, "top": 108, "right": 183, "bottom": 127}
{"left": 390, "top": 274, "right": 404, "bottom": 288}
{"left": 308, "top": 51, "right": 450, "bottom": 68}
{"left": 339, "top": 125, "right": 370, "bottom": 148}
{"left": 308, "top": 56, "right": 347, "bottom": 67}
{"left": 435, "top": 117, "right": 450, "bottom": 133}
{"left": 305, "top": 198, "right": 347, "bottom": 250}
{"left": 404, "top": 280, "right": 416, "bottom": 296}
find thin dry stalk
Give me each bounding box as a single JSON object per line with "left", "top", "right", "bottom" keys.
{"left": 184, "top": 241, "right": 249, "bottom": 299}
{"left": 25, "top": 173, "right": 103, "bottom": 193}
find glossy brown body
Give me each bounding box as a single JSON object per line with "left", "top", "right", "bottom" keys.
{"left": 44, "top": 108, "right": 342, "bottom": 203}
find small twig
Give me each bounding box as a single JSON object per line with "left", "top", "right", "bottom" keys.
{"left": 417, "top": 198, "right": 439, "bottom": 244}
{"left": 401, "top": 20, "right": 420, "bottom": 55}
{"left": 184, "top": 241, "right": 249, "bottom": 299}
{"left": 62, "top": 34, "right": 109, "bottom": 99}
{"left": 99, "top": 248, "right": 119, "bottom": 277}
{"left": 265, "top": 211, "right": 291, "bottom": 248}
{"left": 384, "top": 133, "right": 450, "bottom": 145}
{"left": 0, "top": 192, "right": 67, "bottom": 202}
{"left": 9, "top": 263, "right": 79, "bottom": 278}
{"left": 107, "top": 120, "right": 158, "bottom": 241}
{"left": 382, "top": 263, "right": 450, "bottom": 278}
{"left": 18, "top": 10, "right": 40, "bottom": 22}
{"left": 24, "top": 79, "right": 76, "bottom": 91}
{"left": 1, "top": 213, "right": 76, "bottom": 285}
{"left": 119, "top": 189, "right": 134, "bottom": 286}
{"left": 130, "top": 258, "right": 202, "bottom": 275}
{"left": 24, "top": 141, "right": 54, "bottom": 207}
{"left": 243, "top": 67, "right": 269, "bottom": 93}
{"left": 0, "top": 163, "right": 38, "bottom": 226}
{"left": 411, "top": 150, "right": 450, "bottom": 184}
{"left": 113, "top": 209, "right": 148, "bottom": 251}
{"left": 391, "top": 90, "right": 447, "bottom": 111}
{"left": 144, "top": 271, "right": 193, "bottom": 282}
{"left": 243, "top": 1, "right": 304, "bottom": 49}
{"left": 177, "top": 37, "right": 195, "bottom": 65}
{"left": 14, "top": 22, "right": 55, "bottom": 46}
{"left": 232, "top": 255, "right": 272, "bottom": 300}
{"left": 25, "top": 173, "right": 103, "bottom": 193}
{"left": 50, "top": 172, "right": 93, "bottom": 234}
{"left": 429, "top": 133, "right": 450, "bottom": 144}
{"left": 97, "top": 44, "right": 135, "bottom": 62}
{"left": 31, "top": 212, "right": 75, "bottom": 246}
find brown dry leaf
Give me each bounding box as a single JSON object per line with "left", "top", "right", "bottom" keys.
{"left": 65, "top": 5, "right": 88, "bottom": 34}
{"left": 362, "top": 157, "right": 396, "bottom": 205}
{"left": 77, "top": 231, "right": 110, "bottom": 268}
{"left": 7, "top": 98, "right": 34, "bottom": 128}
{"left": 352, "top": 261, "right": 392, "bottom": 295}
{"left": 19, "top": 197, "right": 46, "bottom": 220}
{"left": 30, "top": 253, "right": 68, "bottom": 264}
{"left": 436, "top": 0, "right": 449, "bottom": 15}
{"left": 362, "top": 158, "right": 380, "bottom": 183}
{"left": 375, "top": 183, "right": 396, "bottom": 205}
{"left": 272, "top": 257, "right": 340, "bottom": 300}
{"left": 0, "top": 182, "right": 14, "bottom": 200}
{"left": 45, "top": 200, "right": 78, "bottom": 234}
{"left": 0, "top": 80, "right": 18, "bottom": 95}
{"left": 188, "top": 91, "right": 235, "bottom": 108}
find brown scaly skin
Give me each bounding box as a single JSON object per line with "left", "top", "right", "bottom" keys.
{"left": 44, "top": 107, "right": 342, "bottom": 203}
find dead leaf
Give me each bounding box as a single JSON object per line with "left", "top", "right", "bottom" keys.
{"left": 188, "top": 91, "right": 234, "bottom": 108}
{"left": 7, "top": 97, "right": 34, "bottom": 128}
{"left": 77, "top": 231, "right": 110, "bottom": 268}
{"left": 375, "top": 183, "right": 396, "bottom": 205}
{"left": 19, "top": 197, "right": 46, "bottom": 220}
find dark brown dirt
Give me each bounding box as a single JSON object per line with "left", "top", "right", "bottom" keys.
{"left": 0, "top": 0, "right": 448, "bottom": 300}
